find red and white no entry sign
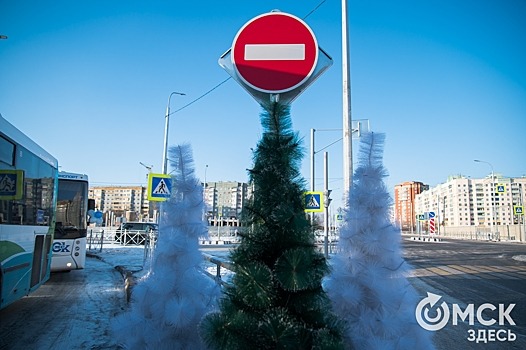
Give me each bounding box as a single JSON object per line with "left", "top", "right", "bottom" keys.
{"left": 232, "top": 12, "right": 319, "bottom": 94}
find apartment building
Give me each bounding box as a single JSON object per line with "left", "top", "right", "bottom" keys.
{"left": 88, "top": 181, "right": 251, "bottom": 224}
{"left": 393, "top": 181, "right": 429, "bottom": 231}
{"left": 88, "top": 186, "right": 151, "bottom": 221}
{"left": 415, "top": 175, "right": 526, "bottom": 228}
{"left": 204, "top": 181, "right": 251, "bottom": 223}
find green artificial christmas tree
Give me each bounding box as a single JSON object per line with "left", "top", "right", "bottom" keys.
{"left": 200, "top": 102, "right": 344, "bottom": 349}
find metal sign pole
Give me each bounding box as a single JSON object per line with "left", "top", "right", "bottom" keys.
{"left": 324, "top": 152, "right": 329, "bottom": 258}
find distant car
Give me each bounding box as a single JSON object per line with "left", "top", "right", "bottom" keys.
{"left": 115, "top": 222, "right": 158, "bottom": 245}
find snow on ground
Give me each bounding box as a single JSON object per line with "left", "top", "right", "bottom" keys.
{"left": 88, "top": 243, "right": 149, "bottom": 274}
{"left": 1, "top": 252, "right": 128, "bottom": 349}
{"left": 87, "top": 243, "right": 234, "bottom": 283}
{"left": 32, "top": 244, "right": 227, "bottom": 349}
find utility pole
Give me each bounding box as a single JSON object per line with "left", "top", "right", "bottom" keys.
{"left": 324, "top": 152, "right": 332, "bottom": 258}
{"left": 341, "top": 0, "right": 353, "bottom": 199}
{"left": 162, "top": 91, "right": 185, "bottom": 174}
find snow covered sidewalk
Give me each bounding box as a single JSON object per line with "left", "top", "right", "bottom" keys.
{"left": 87, "top": 244, "right": 234, "bottom": 300}
{"left": 87, "top": 244, "right": 146, "bottom": 273}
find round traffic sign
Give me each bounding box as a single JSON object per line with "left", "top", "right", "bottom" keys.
{"left": 232, "top": 12, "right": 319, "bottom": 94}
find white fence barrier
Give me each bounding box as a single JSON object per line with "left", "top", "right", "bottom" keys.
{"left": 403, "top": 224, "right": 525, "bottom": 242}
{"left": 87, "top": 228, "right": 157, "bottom": 265}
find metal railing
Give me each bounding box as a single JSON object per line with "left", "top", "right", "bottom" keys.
{"left": 87, "top": 228, "right": 157, "bottom": 245}
{"left": 403, "top": 230, "right": 512, "bottom": 242}
{"left": 87, "top": 228, "right": 336, "bottom": 288}
{"left": 403, "top": 223, "right": 525, "bottom": 243}
{"left": 88, "top": 228, "right": 157, "bottom": 266}
{"left": 202, "top": 253, "right": 234, "bottom": 288}
{"left": 87, "top": 229, "right": 105, "bottom": 252}
{"left": 200, "top": 244, "right": 336, "bottom": 288}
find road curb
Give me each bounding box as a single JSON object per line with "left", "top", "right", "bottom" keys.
{"left": 87, "top": 251, "right": 140, "bottom": 303}
{"left": 411, "top": 236, "right": 442, "bottom": 242}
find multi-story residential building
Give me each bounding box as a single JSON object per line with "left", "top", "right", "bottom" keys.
{"left": 88, "top": 181, "right": 252, "bottom": 225}
{"left": 89, "top": 186, "right": 151, "bottom": 222}
{"left": 393, "top": 181, "right": 428, "bottom": 231}
{"left": 415, "top": 175, "right": 526, "bottom": 230}
{"left": 203, "top": 181, "right": 251, "bottom": 224}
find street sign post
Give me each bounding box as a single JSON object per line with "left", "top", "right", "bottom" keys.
{"left": 428, "top": 211, "right": 436, "bottom": 234}
{"left": 219, "top": 11, "right": 332, "bottom": 105}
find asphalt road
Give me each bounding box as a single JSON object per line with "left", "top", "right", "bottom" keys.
{"left": 403, "top": 238, "right": 526, "bottom": 349}
{"left": 1, "top": 240, "right": 524, "bottom": 350}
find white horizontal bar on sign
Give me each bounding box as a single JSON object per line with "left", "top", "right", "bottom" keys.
{"left": 244, "top": 44, "right": 305, "bottom": 61}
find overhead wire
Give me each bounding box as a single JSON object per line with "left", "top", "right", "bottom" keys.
{"left": 170, "top": 77, "right": 232, "bottom": 115}
{"left": 303, "top": 0, "right": 326, "bottom": 19}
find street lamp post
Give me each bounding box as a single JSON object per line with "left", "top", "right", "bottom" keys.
{"left": 409, "top": 197, "right": 414, "bottom": 235}
{"left": 204, "top": 164, "right": 208, "bottom": 194}
{"left": 162, "top": 91, "right": 185, "bottom": 174}
{"left": 521, "top": 189, "right": 526, "bottom": 242}
{"left": 474, "top": 159, "right": 496, "bottom": 238}
{"left": 442, "top": 195, "right": 447, "bottom": 237}
{"left": 139, "top": 162, "right": 154, "bottom": 220}
{"left": 400, "top": 194, "right": 414, "bottom": 235}
{"left": 203, "top": 164, "right": 209, "bottom": 222}
{"left": 341, "top": 0, "right": 353, "bottom": 199}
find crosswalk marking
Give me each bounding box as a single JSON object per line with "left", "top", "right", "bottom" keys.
{"left": 407, "top": 264, "right": 526, "bottom": 280}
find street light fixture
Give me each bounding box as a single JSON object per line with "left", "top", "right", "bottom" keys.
{"left": 162, "top": 91, "right": 185, "bottom": 174}
{"left": 139, "top": 162, "right": 153, "bottom": 173}
{"left": 474, "top": 159, "right": 496, "bottom": 237}
{"left": 0, "top": 35, "right": 8, "bottom": 40}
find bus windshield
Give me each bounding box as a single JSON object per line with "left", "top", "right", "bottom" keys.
{"left": 55, "top": 179, "right": 88, "bottom": 239}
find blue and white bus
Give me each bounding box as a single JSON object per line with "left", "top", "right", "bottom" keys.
{"left": 0, "top": 115, "right": 58, "bottom": 309}
{"left": 51, "top": 172, "right": 89, "bottom": 272}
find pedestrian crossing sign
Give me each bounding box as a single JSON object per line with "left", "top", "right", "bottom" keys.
{"left": 304, "top": 191, "right": 323, "bottom": 212}
{"left": 514, "top": 205, "right": 524, "bottom": 216}
{"left": 0, "top": 170, "right": 24, "bottom": 200}
{"left": 496, "top": 184, "right": 506, "bottom": 194}
{"left": 148, "top": 173, "right": 172, "bottom": 201}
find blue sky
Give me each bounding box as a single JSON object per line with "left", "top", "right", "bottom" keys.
{"left": 1, "top": 0, "right": 525, "bottom": 210}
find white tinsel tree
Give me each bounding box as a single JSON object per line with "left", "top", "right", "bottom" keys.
{"left": 112, "top": 144, "right": 219, "bottom": 350}
{"left": 324, "top": 132, "right": 434, "bottom": 350}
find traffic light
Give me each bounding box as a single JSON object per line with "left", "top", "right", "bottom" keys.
{"left": 324, "top": 190, "right": 332, "bottom": 208}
